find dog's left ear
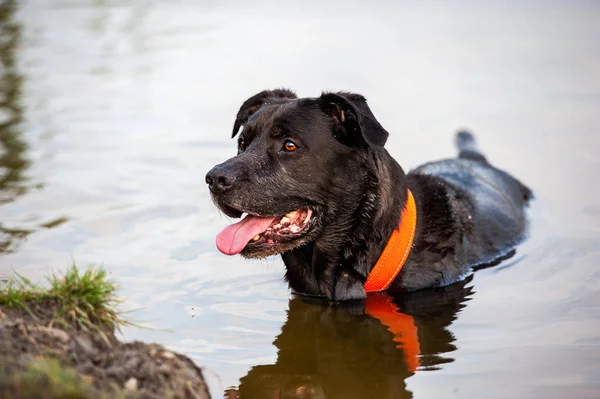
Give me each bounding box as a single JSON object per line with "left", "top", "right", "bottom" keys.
{"left": 232, "top": 89, "right": 297, "bottom": 138}
{"left": 318, "top": 92, "right": 389, "bottom": 148}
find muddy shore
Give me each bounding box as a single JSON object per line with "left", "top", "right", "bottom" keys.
{"left": 0, "top": 300, "right": 210, "bottom": 399}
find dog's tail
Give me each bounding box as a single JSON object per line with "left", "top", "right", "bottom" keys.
{"left": 455, "top": 130, "right": 487, "bottom": 163}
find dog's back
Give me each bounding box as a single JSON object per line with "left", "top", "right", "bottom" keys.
{"left": 412, "top": 131, "right": 532, "bottom": 267}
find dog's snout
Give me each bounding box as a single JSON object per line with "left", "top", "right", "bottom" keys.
{"left": 206, "top": 165, "right": 237, "bottom": 193}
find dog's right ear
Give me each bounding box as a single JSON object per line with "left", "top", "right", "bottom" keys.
{"left": 231, "top": 89, "right": 297, "bottom": 138}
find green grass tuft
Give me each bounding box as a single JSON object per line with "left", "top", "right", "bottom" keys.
{"left": 0, "top": 264, "right": 127, "bottom": 335}
{"left": 0, "top": 357, "right": 135, "bottom": 399}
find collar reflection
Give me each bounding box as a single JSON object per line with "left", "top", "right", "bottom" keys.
{"left": 226, "top": 276, "right": 474, "bottom": 399}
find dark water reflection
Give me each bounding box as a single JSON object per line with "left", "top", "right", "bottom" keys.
{"left": 234, "top": 279, "right": 473, "bottom": 399}
{"left": 0, "top": 0, "right": 30, "bottom": 253}
{"left": 1, "top": 1, "right": 599, "bottom": 398}
{"left": 0, "top": 0, "right": 67, "bottom": 256}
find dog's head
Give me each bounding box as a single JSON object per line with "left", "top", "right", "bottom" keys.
{"left": 206, "top": 89, "right": 389, "bottom": 258}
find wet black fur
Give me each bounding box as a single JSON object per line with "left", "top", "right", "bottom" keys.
{"left": 207, "top": 89, "right": 532, "bottom": 302}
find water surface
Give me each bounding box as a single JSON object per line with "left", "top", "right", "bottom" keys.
{"left": 1, "top": 1, "right": 599, "bottom": 398}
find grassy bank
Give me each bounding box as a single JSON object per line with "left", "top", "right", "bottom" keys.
{"left": 1, "top": 265, "right": 125, "bottom": 336}
{"left": 0, "top": 265, "right": 210, "bottom": 399}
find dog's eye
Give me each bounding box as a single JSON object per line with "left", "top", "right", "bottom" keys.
{"left": 238, "top": 138, "right": 246, "bottom": 153}
{"left": 284, "top": 140, "right": 297, "bottom": 152}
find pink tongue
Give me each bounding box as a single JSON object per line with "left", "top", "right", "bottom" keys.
{"left": 216, "top": 214, "right": 276, "bottom": 255}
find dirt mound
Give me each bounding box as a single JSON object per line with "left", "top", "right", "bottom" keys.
{"left": 0, "top": 305, "right": 210, "bottom": 399}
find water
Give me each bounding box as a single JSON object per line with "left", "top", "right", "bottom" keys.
{"left": 1, "top": 0, "right": 599, "bottom": 397}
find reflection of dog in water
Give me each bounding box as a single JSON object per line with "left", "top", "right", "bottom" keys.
{"left": 225, "top": 277, "right": 474, "bottom": 399}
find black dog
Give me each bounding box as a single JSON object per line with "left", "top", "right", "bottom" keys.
{"left": 206, "top": 89, "right": 532, "bottom": 301}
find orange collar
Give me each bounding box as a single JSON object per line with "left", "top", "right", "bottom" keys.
{"left": 364, "top": 189, "right": 417, "bottom": 292}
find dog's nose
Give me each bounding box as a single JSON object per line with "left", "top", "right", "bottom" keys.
{"left": 206, "top": 165, "right": 237, "bottom": 193}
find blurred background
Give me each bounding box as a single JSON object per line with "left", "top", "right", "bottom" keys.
{"left": 1, "top": 0, "right": 599, "bottom": 398}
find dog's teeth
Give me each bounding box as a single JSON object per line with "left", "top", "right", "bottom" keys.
{"left": 290, "top": 225, "right": 300, "bottom": 233}
{"left": 273, "top": 224, "right": 281, "bottom": 229}
{"left": 252, "top": 235, "right": 260, "bottom": 241}
{"left": 286, "top": 211, "right": 298, "bottom": 219}
{"left": 302, "top": 209, "right": 312, "bottom": 225}
{"left": 280, "top": 217, "right": 290, "bottom": 224}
